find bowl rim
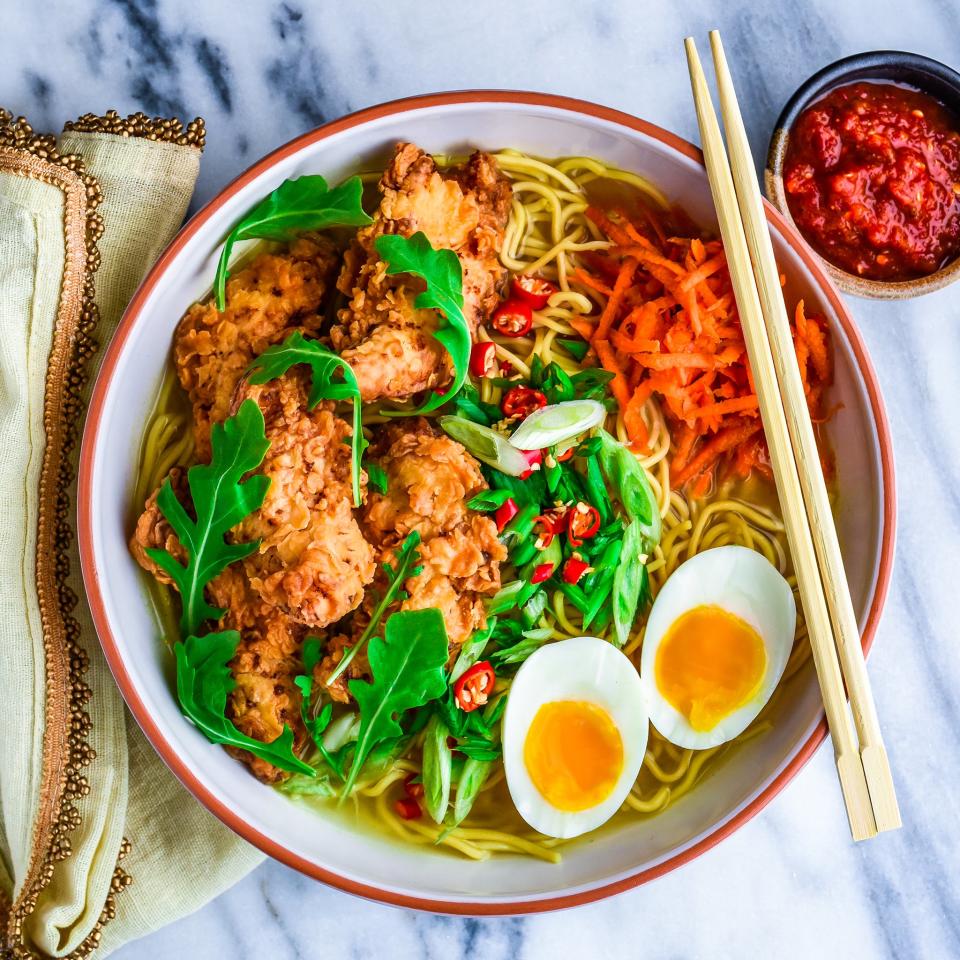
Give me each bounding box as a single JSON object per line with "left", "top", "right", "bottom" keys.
{"left": 765, "top": 50, "right": 960, "bottom": 299}
{"left": 77, "top": 89, "right": 897, "bottom": 915}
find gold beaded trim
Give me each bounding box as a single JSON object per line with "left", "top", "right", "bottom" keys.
{"left": 0, "top": 109, "right": 132, "bottom": 960}
{"left": 63, "top": 110, "right": 205, "bottom": 150}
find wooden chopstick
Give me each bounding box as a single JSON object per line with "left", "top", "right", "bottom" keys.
{"left": 684, "top": 36, "right": 879, "bottom": 840}
{"left": 707, "top": 30, "right": 901, "bottom": 834}
{"left": 708, "top": 31, "right": 902, "bottom": 835}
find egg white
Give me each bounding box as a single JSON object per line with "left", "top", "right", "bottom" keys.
{"left": 639, "top": 545, "right": 796, "bottom": 750}
{"left": 502, "top": 635, "right": 649, "bottom": 839}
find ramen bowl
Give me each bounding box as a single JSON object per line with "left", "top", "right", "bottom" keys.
{"left": 78, "top": 92, "right": 895, "bottom": 914}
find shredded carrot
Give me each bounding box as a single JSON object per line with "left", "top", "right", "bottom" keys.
{"left": 568, "top": 316, "right": 598, "bottom": 343}
{"left": 632, "top": 352, "right": 718, "bottom": 370}
{"left": 570, "top": 267, "right": 614, "bottom": 297}
{"left": 678, "top": 253, "right": 727, "bottom": 291}
{"left": 691, "top": 395, "right": 760, "bottom": 420}
{"left": 593, "top": 339, "right": 632, "bottom": 408}
{"left": 595, "top": 257, "right": 637, "bottom": 340}
{"left": 623, "top": 389, "right": 650, "bottom": 451}
{"left": 673, "top": 420, "right": 762, "bottom": 485}
{"left": 567, "top": 200, "right": 834, "bottom": 494}
{"left": 611, "top": 331, "right": 660, "bottom": 355}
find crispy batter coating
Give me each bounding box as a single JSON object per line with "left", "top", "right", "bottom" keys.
{"left": 232, "top": 372, "right": 376, "bottom": 629}
{"left": 329, "top": 144, "right": 511, "bottom": 403}
{"left": 319, "top": 420, "right": 506, "bottom": 702}
{"left": 175, "top": 235, "right": 338, "bottom": 459}
{"left": 208, "top": 567, "right": 308, "bottom": 783}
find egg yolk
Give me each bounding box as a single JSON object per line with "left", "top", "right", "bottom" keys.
{"left": 523, "top": 700, "right": 624, "bottom": 812}
{"left": 654, "top": 605, "right": 767, "bottom": 731}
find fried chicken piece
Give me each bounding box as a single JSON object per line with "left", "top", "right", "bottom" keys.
{"left": 175, "top": 235, "right": 338, "bottom": 459}
{"left": 208, "top": 567, "right": 308, "bottom": 783}
{"left": 318, "top": 419, "right": 506, "bottom": 702}
{"left": 329, "top": 143, "right": 512, "bottom": 403}
{"left": 130, "top": 486, "right": 311, "bottom": 783}
{"left": 130, "top": 467, "right": 188, "bottom": 586}
{"left": 232, "top": 372, "right": 376, "bottom": 629}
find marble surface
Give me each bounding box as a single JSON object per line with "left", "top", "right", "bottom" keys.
{"left": 3, "top": 1, "right": 960, "bottom": 957}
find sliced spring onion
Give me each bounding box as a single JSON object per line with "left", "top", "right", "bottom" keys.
{"left": 509, "top": 400, "right": 606, "bottom": 451}
{"left": 440, "top": 416, "right": 531, "bottom": 476}
{"left": 422, "top": 714, "right": 452, "bottom": 824}
{"left": 487, "top": 580, "right": 525, "bottom": 615}
{"left": 510, "top": 537, "right": 540, "bottom": 570}
{"left": 612, "top": 521, "right": 645, "bottom": 648}
{"left": 450, "top": 620, "right": 496, "bottom": 683}
{"left": 595, "top": 428, "right": 662, "bottom": 549}
{"left": 322, "top": 712, "right": 359, "bottom": 752}
{"left": 452, "top": 757, "right": 493, "bottom": 827}
{"left": 499, "top": 503, "right": 539, "bottom": 545}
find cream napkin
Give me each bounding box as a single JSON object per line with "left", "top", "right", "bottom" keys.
{"left": 0, "top": 110, "right": 263, "bottom": 960}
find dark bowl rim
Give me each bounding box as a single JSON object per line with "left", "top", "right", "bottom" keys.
{"left": 765, "top": 50, "right": 960, "bottom": 299}
{"left": 772, "top": 49, "right": 960, "bottom": 135}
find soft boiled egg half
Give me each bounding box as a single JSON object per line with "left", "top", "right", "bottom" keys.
{"left": 503, "top": 635, "right": 648, "bottom": 839}
{"left": 640, "top": 545, "right": 796, "bottom": 750}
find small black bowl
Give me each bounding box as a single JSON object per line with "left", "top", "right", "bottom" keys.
{"left": 766, "top": 51, "right": 960, "bottom": 299}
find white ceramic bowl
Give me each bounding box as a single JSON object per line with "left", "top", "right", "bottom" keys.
{"left": 78, "top": 92, "right": 895, "bottom": 914}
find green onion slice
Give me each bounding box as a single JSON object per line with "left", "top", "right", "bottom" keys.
{"left": 509, "top": 400, "right": 606, "bottom": 451}
{"left": 439, "top": 416, "right": 531, "bottom": 476}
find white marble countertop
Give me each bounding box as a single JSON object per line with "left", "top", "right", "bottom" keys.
{"left": 3, "top": 1, "right": 959, "bottom": 957}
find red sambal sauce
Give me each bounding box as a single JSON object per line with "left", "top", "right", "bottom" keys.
{"left": 783, "top": 81, "right": 960, "bottom": 280}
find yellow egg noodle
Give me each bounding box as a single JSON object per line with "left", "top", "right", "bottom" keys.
{"left": 134, "top": 151, "right": 813, "bottom": 862}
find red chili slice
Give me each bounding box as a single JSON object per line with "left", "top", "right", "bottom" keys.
{"left": 491, "top": 298, "right": 533, "bottom": 337}
{"left": 533, "top": 514, "right": 557, "bottom": 549}
{"left": 562, "top": 556, "right": 591, "bottom": 584}
{"left": 494, "top": 498, "right": 519, "bottom": 532}
{"left": 501, "top": 386, "right": 547, "bottom": 419}
{"left": 519, "top": 448, "right": 543, "bottom": 479}
{"left": 394, "top": 796, "right": 423, "bottom": 820}
{"left": 454, "top": 660, "right": 496, "bottom": 712}
{"left": 567, "top": 501, "right": 602, "bottom": 547}
{"left": 469, "top": 341, "right": 498, "bottom": 378}
{"left": 556, "top": 445, "right": 576, "bottom": 463}
{"left": 512, "top": 274, "right": 559, "bottom": 309}
{"left": 531, "top": 562, "right": 554, "bottom": 584}
{"left": 403, "top": 773, "right": 424, "bottom": 800}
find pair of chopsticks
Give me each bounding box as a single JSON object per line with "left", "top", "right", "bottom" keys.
{"left": 684, "top": 32, "right": 901, "bottom": 841}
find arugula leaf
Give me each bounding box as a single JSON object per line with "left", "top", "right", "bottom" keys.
{"left": 146, "top": 399, "right": 271, "bottom": 637}
{"left": 215, "top": 175, "right": 372, "bottom": 310}
{"left": 175, "top": 631, "right": 314, "bottom": 776}
{"left": 365, "top": 462, "right": 388, "bottom": 494}
{"left": 341, "top": 608, "right": 450, "bottom": 797}
{"left": 326, "top": 531, "right": 423, "bottom": 686}
{"left": 374, "top": 232, "right": 469, "bottom": 414}
{"left": 247, "top": 331, "right": 365, "bottom": 506}
{"left": 454, "top": 382, "right": 502, "bottom": 426}
{"left": 293, "top": 674, "right": 346, "bottom": 778}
